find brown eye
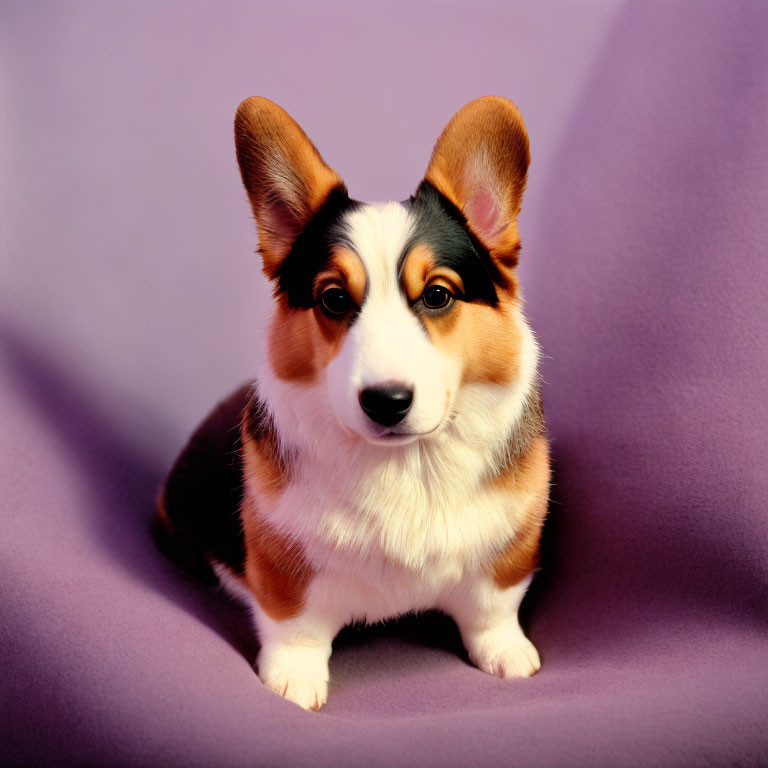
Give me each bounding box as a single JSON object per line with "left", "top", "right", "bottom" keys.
{"left": 422, "top": 284, "right": 453, "bottom": 310}
{"left": 320, "top": 287, "right": 352, "bottom": 317}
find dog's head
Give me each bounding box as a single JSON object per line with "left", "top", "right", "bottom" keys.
{"left": 235, "top": 97, "right": 533, "bottom": 447}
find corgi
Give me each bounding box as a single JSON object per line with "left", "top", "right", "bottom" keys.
{"left": 155, "top": 96, "right": 550, "bottom": 711}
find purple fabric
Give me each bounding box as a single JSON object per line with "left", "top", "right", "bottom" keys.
{"left": 2, "top": 1, "right": 767, "bottom": 765}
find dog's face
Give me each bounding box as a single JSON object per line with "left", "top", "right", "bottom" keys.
{"left": 235, "top": 97, "right": 531, "bottom": 446}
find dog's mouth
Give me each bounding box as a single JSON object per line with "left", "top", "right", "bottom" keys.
{"left": 362, "top": 422, "right": 442, "bottom": 446}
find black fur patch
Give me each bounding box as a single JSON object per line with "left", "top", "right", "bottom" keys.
{"left": 155, "top": 383, "right": 290, "bottom": 584}
{"left": 402, "top": 181, "right": 505, "bottom": 305}
{"left": 156, "top": 384, "right": 254, "bottom": 580}
{"left": 274, "top": 184, "right": 360, "bottom": 308}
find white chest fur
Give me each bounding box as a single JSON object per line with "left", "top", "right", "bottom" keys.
{"left": 244, "top": 412, "right": 538, "bottom": 627}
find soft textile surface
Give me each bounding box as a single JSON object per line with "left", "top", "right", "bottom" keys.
{"left": 2, "top": 1, "right": 767, "bottom": 766}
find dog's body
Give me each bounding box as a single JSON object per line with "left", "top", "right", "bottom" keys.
{"left": 156, "top": 96, "right": 550, "bottom": 710}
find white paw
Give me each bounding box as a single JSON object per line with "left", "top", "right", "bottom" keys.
{"left": 257, "top": 644, "right": 330, "bottom": 711}
{"left": 472, "top": 639, "right": 541, "bottom": 679}
{"left": 260, "top": 669, "right": 328, "bottom": 711}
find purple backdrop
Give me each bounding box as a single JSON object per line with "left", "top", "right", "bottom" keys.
{"left": 2, "top": 1, "right": 767, "bottom": 766}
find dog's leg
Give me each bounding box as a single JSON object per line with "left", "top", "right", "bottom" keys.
{"left": 442, "top": 573, "right": 540, "bottom": 679}
{"left": 213, "top": 562, "right": 341, "bottom": 710}
{"left": 255, "top": 615, "right": 335, "bottom": 711}
{"left": 246, "top": 583, "right": 345, "bottom": 712}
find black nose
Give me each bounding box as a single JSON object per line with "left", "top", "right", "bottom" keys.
{"left": 359, "top": 385, "right": 414, "bottom": 427}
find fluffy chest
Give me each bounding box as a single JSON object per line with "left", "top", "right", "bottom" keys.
{"left": 257, "top": 436, "right": 530, "bottom": 578}
{"left": 258, "top": 461, "right": 534, "bottom": 624}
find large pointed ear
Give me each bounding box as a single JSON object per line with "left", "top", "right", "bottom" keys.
{"left": 234, "top": 97, "right": 344, "bottom": 277}
{"left": 424, "top": 96, "right": 530, "bottom": 265}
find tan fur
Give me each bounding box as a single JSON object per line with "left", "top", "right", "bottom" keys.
{"left": 241, "top": 494, "right": 314, "bottom": 621}
{"left": 235, "top": 97, "right": 343, "bottom": 276}
{"left": 267, "top": 248, "right": 364, "bottom": 383}
{"left": 400, "top": 244, "right": 523, "bottom": 385}
{"left": 267, "top": 297, "right": 351, "bottom": 383}
{"left": 449, "top": 296, "right": 523, "bottom": 385}
{"left": 240, "top": 427, "right": 289, "bottom": 507}
{"left": 426, "top": 299, "right": 522, "bottom": 385}
{"left": 400, "top": 243, "right": 435, "bottom": 301}
{"left": 267, "top": 297, "right": 320, "bottom": 382}
{"left": 488, "top": 436, "right": 550, "bottom": 587}
{"left": 240, "top": 404, "right": 311, "bottom": 622}
{"left": 400, "top": 244, "right": 465, "bottom": 302}
{"left": 313, "top": 246, "right": 367, "bottom": 307}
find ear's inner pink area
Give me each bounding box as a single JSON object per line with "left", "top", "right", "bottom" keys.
{"left": 403, "top": 181, "right": 504, "bottom": 306}
{"left": 465, "top": 186, "right": 503, "bottom": 243}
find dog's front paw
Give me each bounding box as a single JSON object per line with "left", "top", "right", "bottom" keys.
{"left": 257, "top": 644, "right": 330, "bottom": 711}
{"left": 473, "top": 639, "right": 541, "bottom": 679}
{"left": 260, "top": 668, "right": 328, "bottom": 711}
{"left": 463, "top": 620, "right": 541, "bottom": 680}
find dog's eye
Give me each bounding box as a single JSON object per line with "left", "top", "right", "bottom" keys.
{"left": 422, "top": 284, "right": 453, "bottom": 310}
{"left": 320, "top": 288, "right": 352, "bottom": 317}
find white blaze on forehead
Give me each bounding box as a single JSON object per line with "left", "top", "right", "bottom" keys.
{"left": 339, "top": 202, "right": 412, "bottom": 297}
{"left": 340, "top": 201, "right": 424, "bottom": 385}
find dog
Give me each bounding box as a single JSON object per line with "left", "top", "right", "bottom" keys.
{"left": 155, "top": 96, "right": 550, "bottom": 711}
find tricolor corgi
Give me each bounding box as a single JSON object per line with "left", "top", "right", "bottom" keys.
{"left": 155, "top": 96, "right": 550, "bottom": 711}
